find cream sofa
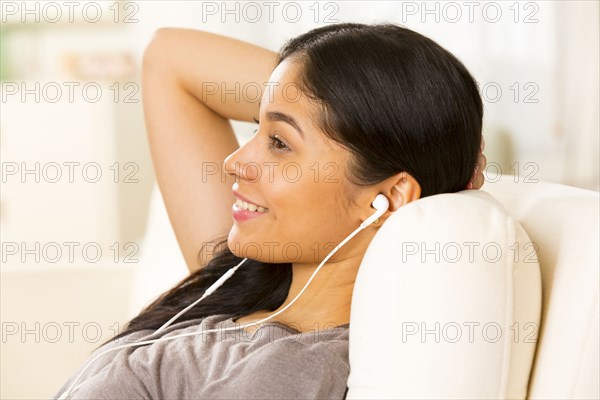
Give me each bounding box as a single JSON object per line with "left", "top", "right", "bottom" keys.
{"left": 347, "top": 175, "right": 599, "bottom": 399}
{"left": 483, "top": 176, "right": 599, "bottom": 398}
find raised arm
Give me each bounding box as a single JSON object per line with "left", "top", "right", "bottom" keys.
{"left": 142, "top": 28, "right": 278, "bottom": 273}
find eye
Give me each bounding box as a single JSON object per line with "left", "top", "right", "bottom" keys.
{"left": 267, "top": 134, "right": 290, "bottom": 152}
{"left": 254, "top": 116, "right": 290, "bottom": 152}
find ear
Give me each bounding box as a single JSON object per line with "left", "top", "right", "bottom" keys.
{"left": 358, "top": 172, "right": 421, "bottom": 226}
{"left": 386, "top": 172, "right": 421, "bottom": 212}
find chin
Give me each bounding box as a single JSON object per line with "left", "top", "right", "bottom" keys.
{"left": 226, "top": 234, "right": 263, "bottom": 261}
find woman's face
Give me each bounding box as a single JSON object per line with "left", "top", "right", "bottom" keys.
{"left": 225, "top": 59, "right": 375, "bottom": 264}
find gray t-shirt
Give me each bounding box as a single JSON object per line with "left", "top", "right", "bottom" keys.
{"left": 54, "top": 313, "right": 350, "bottom": 399}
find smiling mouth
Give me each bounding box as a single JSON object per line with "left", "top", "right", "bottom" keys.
{"left": 234, "top": 198, "right": 268, "bottom": 213}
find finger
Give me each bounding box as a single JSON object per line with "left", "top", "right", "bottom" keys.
{"left": 472, "top": 153, "right": 487, "bottom": 189}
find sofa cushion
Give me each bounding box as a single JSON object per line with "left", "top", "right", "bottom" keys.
{"left": 484, "top": 177, "right": 599, "bottom": 399}
{"left": 347, "top": 189, "right": 542, "bottom": 399}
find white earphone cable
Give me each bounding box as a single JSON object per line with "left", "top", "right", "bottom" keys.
{"left": 59, "top": 198, "right": 386, "bottom": 399}
{"left": 154, "top": 257, "right": 249, "bottom": 334}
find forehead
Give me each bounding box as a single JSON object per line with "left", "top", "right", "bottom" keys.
{"left": 260, "top": 59, "right": 352, "bottom": 166}
{"left": 259, "top": 59, "right": 315, "bottom": 117}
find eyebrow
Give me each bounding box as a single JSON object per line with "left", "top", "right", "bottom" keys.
{"left": 260, "top": 111, "right": 305, "bottom": 140}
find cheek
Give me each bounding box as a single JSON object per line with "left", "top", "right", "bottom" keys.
{"left": 270, "top": 182, "right": 320, "bottom": 227}
{"left": 227, "top": 158, "right": 361, "bottom": 262}
{"left": 273, "top": 178, "right": 355, "bottom": 238}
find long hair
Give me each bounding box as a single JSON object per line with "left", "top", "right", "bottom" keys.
{"left": 106, "top": 22, "right": 483, "bottom": 345}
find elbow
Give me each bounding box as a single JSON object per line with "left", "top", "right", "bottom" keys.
{"left": 143, "top": 27, "right": 186, "bottom": 71}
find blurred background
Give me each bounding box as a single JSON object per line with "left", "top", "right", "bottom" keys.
{"left": 1, "top": 1, "right": 598, "bottom": 398}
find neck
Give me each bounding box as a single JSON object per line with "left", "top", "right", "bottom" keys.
{"left": 236, "top": 228, "right": 377, "bottom": 333}
{"left": 281, "top": 255, "right": 361, "bottom": 330}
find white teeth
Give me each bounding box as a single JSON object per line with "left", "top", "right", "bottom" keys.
{"left": 236, "top": 199, "right": 267, "bottom": 213}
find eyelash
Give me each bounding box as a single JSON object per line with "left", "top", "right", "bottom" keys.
{"left": 253, "top": 117, "right": 290, "bottom": 152}
{"left": 267, "top": 134, "right": 290, "bottom": 152}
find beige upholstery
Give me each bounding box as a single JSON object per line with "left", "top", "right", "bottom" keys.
{"left": 347, "top": 175, "right": 598, "bottom": 399}
{"left": 348, "top": 188, "right": 542, "bottom": 399}
{"left": 484, "top": 176, "right": 599, "bottom": 399}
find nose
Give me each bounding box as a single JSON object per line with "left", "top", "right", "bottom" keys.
{"left": 224, "top": 145, "right": 261, "bottom": 183}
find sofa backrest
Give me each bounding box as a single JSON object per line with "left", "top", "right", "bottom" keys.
{"left": 347, "top": 188, "right": 541, "bottom": 399}
{"left": 483, "top": 176, "right": 599, "bottom": 399}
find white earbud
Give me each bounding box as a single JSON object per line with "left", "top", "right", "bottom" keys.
{"left": 360, "top": 194, "right": 389, "bottom": 229}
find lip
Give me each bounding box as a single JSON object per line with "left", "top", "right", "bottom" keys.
{"left": 232, "top": 189, "right": 268, "bottom": 209}
{"left": 232, "top": 189, "right": 269, "bottom": 223}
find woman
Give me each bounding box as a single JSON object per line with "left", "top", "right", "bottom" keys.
{"left": 55, "top": 22, "right": 486, "bottom": 399}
